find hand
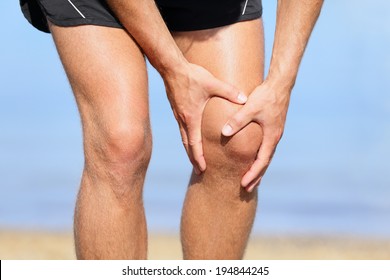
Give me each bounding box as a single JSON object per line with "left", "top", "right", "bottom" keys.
{"left": 222, "top": 79, "right": 291, "bottom": 192}
{"left": 163, "top": 62, "right": 247, "bottom": 174}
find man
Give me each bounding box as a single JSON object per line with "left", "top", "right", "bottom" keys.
{"left": 20, "top": 0, "right": 323, "bottom": 259}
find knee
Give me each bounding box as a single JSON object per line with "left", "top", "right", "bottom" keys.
{"left": 202, "top": 97, "right": 262, "bottom": 170}
{"left": 101, "top": 123, "right": 152, "bottom": 166}
{"left": 85, "top": 121, "right": 152, "bottom": 181}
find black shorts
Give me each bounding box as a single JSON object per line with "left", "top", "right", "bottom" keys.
{"left": 20, "top": 0, "right": 262, "bottom": 33}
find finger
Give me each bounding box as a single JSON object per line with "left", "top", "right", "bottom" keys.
{"left": 241, "top": 136, "right": 276, "bottom": 187}
{"left": 221, "top": 104, "right": 254, "bottom": 137}
{"left": 187, "top": 120, "right": 206, "bottom": 173}
{"left": 246, "top": 177, "right": 262, "bottom": 193}
{"left": 179, "top": 123, "right": 201, "bottom": 175}
{"left": 241, "top": 158, "right": 263, "bottom": 188}
{"left": 190, "top": 139, "right": 206, "bottom": 173}
{"left": 207, "top": 77, "right": 247, "bottom": 104}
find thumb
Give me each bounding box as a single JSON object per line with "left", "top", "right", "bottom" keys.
{"left": 207, "top": 77, "right": 247, "bottom": 104}
{"left": 222, "top": 104, "right": 254, "bottom": 137}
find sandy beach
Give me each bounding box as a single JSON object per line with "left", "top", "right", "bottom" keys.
{"left": 1, "top": 230, "right": 389, "bottom": 260}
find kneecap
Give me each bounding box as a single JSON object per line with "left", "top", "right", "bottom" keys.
{"left": 202, "top": 97, "right": 262, "bottom": 165}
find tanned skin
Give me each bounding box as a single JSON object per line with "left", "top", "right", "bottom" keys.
{"left": 48, "top": 0, "right": 323, "bottom": 259}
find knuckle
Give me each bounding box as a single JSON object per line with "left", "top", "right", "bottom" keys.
{"left": 275, "top": 127, "right": 284, "bottom": 140}
{"left": 182, "top": 139, "right": 189, "bottom": 146}
{"left": 272, "top": 135, "right": 280, "bottom": 145}
{"left": 185, "top": 113, "right": 200, "bottom": 124}
{"left": 178, "top": 112, "right": 191, "bottom": 123}
{"left": 230, "top": 115, "right": 243, "bottom": 127}
{"left": 204, "top": 79, "right": 217, "bottom": 93}
{"left": 244, "top": 102, "right": 258, "bottom": 116}
{"left": 267, "top": 131, "right": 282, "bottom": 145}
{"left": 188, "top": 138, "right": 202, "bottom": 147}
{"left": 232, "top": 108, "right": 254, "bottom": 126}
{"left": 178, "top": 109, "right": 198, "bottom": 123}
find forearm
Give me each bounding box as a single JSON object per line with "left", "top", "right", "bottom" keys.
{"left": 267, "top": 0, "right": 323, "bottom": 90}
{"left": 106, "top": 0, "right": 186, "bottom": 75}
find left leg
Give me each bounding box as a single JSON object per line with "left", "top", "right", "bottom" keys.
{"left": 173, "top": 19, "right": 265, "bottom": 259}
{"left": 50, "top": 23, "right": 151, "bottom": 259}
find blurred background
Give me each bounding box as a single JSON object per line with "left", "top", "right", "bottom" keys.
{"left": 0, "top": 1, "right": 389, "bottom": 259}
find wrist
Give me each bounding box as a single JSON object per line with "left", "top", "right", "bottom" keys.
{"left": 265, "top": 69, "right": 297, "bottom": 93}
{"left": 153, "top": 50, "right": 189, "bottom": 79}
{"left": 262, "top": 74, "right": 295, "bottom": 97}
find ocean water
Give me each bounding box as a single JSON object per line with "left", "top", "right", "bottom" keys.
{"left": 0, "top": 1, "right": 389, "bottom": 237}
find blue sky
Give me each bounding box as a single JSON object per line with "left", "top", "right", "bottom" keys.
{"left": 1, "top": 1, "right": 389, "bottom": 236}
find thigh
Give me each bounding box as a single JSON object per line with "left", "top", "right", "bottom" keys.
{"left": 173, "top": 18, "right": 264, "bottom": 91}
{"left": 49, "top": 23, "right": 150, "bottom": 159}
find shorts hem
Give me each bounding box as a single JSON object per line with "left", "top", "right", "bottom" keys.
{"left": 21, "top": 4, "right": 49, "bottom": 33}
{"left": 46, "top": 16, "right": 123, "bottom": 32}
{"left": 167, "top": 11, "right": 262, "bottom": 32}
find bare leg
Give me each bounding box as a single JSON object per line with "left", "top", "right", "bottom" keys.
{"left": 173, "top": 19, "right": 265, "bottom": 259}
{"left": 50, "top": 23, "right": 151, "bottom": 259}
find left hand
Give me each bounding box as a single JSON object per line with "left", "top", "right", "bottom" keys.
{"left": 221, "top": 79, "right": 291, "bottom": 192}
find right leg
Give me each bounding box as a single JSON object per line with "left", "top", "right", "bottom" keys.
{"left": 49, "top": 23, "right": 151, "bottom": 259}
{"left": 173, "top": 19, "right": 264, "bottom": 259}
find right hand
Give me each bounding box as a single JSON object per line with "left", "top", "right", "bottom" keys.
{"left": 163, "top": 62, "right": 247, "bottom": 174}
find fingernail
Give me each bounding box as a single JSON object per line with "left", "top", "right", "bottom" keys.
{"left": 222, "top": 124, "right": 233, "bottom": 136}
{"left": 238, "top": 92, "right": 247, "bottom": 103}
